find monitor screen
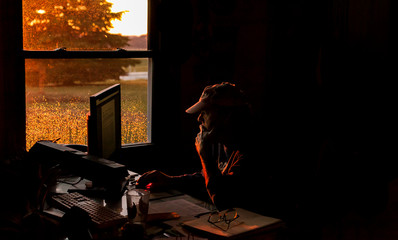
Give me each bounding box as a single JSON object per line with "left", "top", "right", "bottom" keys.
{"left": 88, "top": 84, "right": 121, "bottom": 159}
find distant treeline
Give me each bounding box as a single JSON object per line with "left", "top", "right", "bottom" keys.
{"left": 26, "top": 59, "right": 142, "bottom": 87}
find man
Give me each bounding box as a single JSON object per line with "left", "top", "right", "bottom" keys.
{"left": 137, "top": 82, "right": 259, "bottom": 210}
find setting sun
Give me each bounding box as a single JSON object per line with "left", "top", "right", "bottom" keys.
{"left": 108, "top": 0, "right": 147, "bottom": 36}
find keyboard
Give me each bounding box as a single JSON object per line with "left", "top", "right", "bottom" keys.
{"left": 51, "top": 192, "right": 127, "bottom": 228}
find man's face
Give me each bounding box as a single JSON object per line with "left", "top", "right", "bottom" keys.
{"left": 197, "top": 108, "right": 218, "bottom": 131}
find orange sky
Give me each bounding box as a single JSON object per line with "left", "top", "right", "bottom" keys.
{"left": 107, "top": 0, "right": 147, "bottom": 36}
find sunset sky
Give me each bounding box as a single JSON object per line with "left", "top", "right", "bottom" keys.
{"left": 107, "top": 0, "right": 147, "bottom": 36}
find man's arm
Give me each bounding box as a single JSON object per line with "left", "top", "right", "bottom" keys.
{"left": 195, "top": 127, "right": 243, "bottom": 210}
{"left": 136, "top": 170, "right": 203, "bottom": 190}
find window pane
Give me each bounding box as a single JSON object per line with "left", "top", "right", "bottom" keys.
{"left": 25, "top": 58, "right": 149, "bottom": 150}
{"left": 23, "top": 0, "right": 147, "bottom": 50}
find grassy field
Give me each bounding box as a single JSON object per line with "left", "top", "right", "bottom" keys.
{"left": 26, "top": 80, "right": 148, "bottom": 150}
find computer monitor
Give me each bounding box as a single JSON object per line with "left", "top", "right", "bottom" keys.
{"left": 88, "top": 84, "right": 121, "bottom": 159}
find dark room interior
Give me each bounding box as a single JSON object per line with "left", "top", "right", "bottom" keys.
{"left": 1, "top": 0, "right": 397, "bottom": 239}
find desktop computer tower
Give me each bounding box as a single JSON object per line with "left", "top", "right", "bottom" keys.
{"left": 29, "top": 141, "right": 129, "bottom": 197}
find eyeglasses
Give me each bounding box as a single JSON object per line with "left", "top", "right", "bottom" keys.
{"left": 208, "top": 208, "right": 240, "bottom": 231}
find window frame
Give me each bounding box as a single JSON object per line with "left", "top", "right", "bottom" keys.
{"left": 22, "top": 0, "right": 157, "bottom": 152}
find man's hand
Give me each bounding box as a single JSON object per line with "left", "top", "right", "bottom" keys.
{"left": 136, "top": 170, "right": 174, "bottom": 190}
{"left": 195, "top": 125, "right": 217, "bottom": 162}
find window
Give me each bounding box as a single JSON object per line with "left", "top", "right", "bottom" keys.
{"left": 23, "top": 0, "right": 152, "bottom": 150}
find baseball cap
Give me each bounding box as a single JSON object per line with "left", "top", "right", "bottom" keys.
{"left": 185, "top": 82, "right": 248, "bottom": 114}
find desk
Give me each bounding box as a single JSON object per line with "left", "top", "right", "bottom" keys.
{"left": 44, "top": 171, "right": 211, "bottom": 238}
{"left": 45, "top": 172, "right": 284, "bottom": 240}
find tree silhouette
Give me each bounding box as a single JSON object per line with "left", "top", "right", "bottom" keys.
{"left": 23, "top": 0, "right": 128, "bottom": 50}
{"left": 23, "top": 0, "right": 141, "bottom": 86}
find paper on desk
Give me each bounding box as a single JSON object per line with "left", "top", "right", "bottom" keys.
{"left": 149, "top": 199, "right": 211, "bottom": 238}
{"left": 182, "top": 208, "right": 282, "bottom": 239}
{"left": 149, "top": 199, "right": 210, "bottom": 217}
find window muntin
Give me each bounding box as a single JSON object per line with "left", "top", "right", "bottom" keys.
{"left": 23, "top": 0, "right": 152, "bottom": 150}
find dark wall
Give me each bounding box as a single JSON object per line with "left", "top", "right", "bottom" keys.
{"left": 0, "top": 0, "right": 25, "bottom": 161}
{"left": 156, "top": 0, "right": 397, "bottom": 221}
{"left": 163, "top": 0, "right": 330, "bottom": 174}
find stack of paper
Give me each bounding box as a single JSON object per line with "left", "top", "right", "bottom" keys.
{"left": 182, "top": 208, "right": 283, "bottom": 239}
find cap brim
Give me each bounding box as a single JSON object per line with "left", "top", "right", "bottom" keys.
{"left": 185, "top": 101, "right": 206, "bottom": 114}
